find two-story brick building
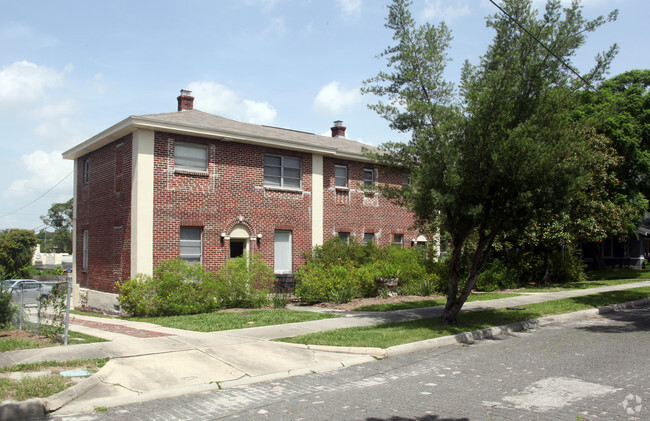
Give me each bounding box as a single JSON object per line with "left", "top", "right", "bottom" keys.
{"left": 62, "top": 90, "right": 426, "bottom": 311}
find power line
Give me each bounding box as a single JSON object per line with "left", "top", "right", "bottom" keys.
{"left": 488, "top": 0, "right": 604, "bottom": 96}
{"left": 0, "top": 171, "right": 73, "bottom": 219}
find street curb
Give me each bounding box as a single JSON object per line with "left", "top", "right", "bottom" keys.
{"left": 52, "top": 356, "right": 375, "bottom": 416}
{"left": 43, "top": 374, "right": 101, "bottom": 412}
{"left": 0, "top": 399, "right": 44, "bottom": 421}
{"left": 385, "top": 297, "right": 650, "bottom": 357}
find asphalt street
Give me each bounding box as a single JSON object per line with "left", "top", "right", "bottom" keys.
{"left": 47, "top": 304, "right": 649, "bottom": 421}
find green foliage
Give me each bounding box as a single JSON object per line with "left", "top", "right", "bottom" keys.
{"left": 296, "top": 241, "right": 434, "bottom": 303}
{"left": 214, "top": 254, "right": 274, "bottom": 308}
{"left": 38, "top": 199, "right": 73, "bottom": 254}
{"left": 475, "top": 259, "right": 520, "bottom": 292}
{"left": 117, "top": 259, "right": 219, "bottom": 317}
{"left": 117, "top": 256, "right": 275, "bottom": 317}
{"left": 362, "top": 0, "right": 618, "bottom": 323}
{"left": 0, "top": 229, "right": 39, "bottom": 280}
{"left": 37, "top": 282, "right": 68, "bottom": 341}
{"left": 0, "top": 286, "right": 14, "bottom": 327}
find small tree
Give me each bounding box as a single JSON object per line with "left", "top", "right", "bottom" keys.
{"left": 363, "top": 0, "right": 619, "bottom": 323}
{"left": 0, "top": 229, "right": 39, "bottom": 279}
{"left": 39, "top": 199, "right": 73, "bottom": 254}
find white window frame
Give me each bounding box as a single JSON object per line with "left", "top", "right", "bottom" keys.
{"left": 393, "top": 233, "right": 404, "bottom": 247}
{"left": 338, "top": 232, "right": 350, "bottom": 244}
{"left": 82, "top": 230, "right": 89, "bottom": 270}
{"left": 274, "top": 230, "right": 293, "bottom": 274}
{"left": 264, "top": 154, "right": 302, "bottom": 189}
{"left": 175, "top": 142, "right": 208, "bottom": 172}
{"left": 401, "top": 174, "right": 411, "bottom": 187}
{"left": 180, "top": 226, "right": 203, "bottom": 262}
{"left": 334, "top": 165, "right": 348, "bottom": 188}
{"left": 363, "top": 232, "right": 375, "bottom": 245}
{"left": 363, "top": 168, "right": 374, "bottom": 186}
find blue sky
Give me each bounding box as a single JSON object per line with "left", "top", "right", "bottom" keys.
{"left": 1, "top": 0, "right": 648, "bottom": 231}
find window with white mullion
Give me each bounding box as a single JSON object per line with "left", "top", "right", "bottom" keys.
{"left": 335, "top": 165, "right": 348, "bottom": 188}
{"left": 264, "top": 155, "right": 302, "bottom": 188}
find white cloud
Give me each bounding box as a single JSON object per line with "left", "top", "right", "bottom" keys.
{"left": 186, "top": 81, "right": 277, "bottom": 125}
{"left": 244, "top": 0, "right": 277, "bottom": 13}
{"left": 0, "top": 61, "right": 66, "bottom": 105}
{"left": 422, "top": 0, "right": 471, "bottom": 21}
{"left": 3, "top": 150, "right": 73, "bottom": 199}
{"left": 32, "top": 99, "right": 77, "bottom": 119}
{"left": 265, "top": 17, "right": 287, "bottom": 36}
{"left": 337, "top": 0, "right": 362, "bottom": 17}
{"left": 313, "top": 81, "right": 362, "bottom": 115}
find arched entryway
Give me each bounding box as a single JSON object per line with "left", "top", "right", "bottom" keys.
{"left": 229, "top": 224, "right": 250, "bottom": 258}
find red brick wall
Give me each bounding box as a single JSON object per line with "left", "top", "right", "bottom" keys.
{"left": 152, "top": 132, "right": 313, "bottom": 274}
{"left": 322, "top": 157, "right": 418, "bottom": 246}
{"left": 75, "top": 130, "right": 420, "bottom": 293}
{"left": 76, "top": 135, "right": 132, "bottom": 293}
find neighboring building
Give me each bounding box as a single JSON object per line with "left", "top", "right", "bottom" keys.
{"left": 62, "top": 90, "right": 426, "bottom": 311}
{"left": 32, "top": 244, "right": 72, "bottom": 271}
{"left": 582, "top": 212, "right": 650, "bottom": 270}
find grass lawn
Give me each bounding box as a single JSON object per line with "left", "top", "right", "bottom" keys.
{"left": 0, "top": 328, "right": 107, "bottom": 352}
{"left": 128, "top": 309, "right": 339, "bottom": 332}
{"left": 354, "top": 292, "right": 522, "bottom": 312}
{"left": 0, "top": 358, "right": 108, "bottom": 402}
{"left": 277, "top": 286, "right": 650, "bottom": 349}
{"left": 514, "top": 277, "right": 648, "bottom": 293}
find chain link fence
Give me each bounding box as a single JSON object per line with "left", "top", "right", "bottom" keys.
{"left": 3, "top": 273, "right": 73, "bottom": 344}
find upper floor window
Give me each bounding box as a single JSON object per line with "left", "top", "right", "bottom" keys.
{"left": 264, "top": 155, "right": 302, "bottom": 189}
{"left": 401, "top": 174, "right": 411, "bottom": 187}
{"left": 83, "top": 160, "right": 89, "bottom": 183}
{"left": 334, "top": 165, "right": 348, "bottom": 188}
{"left": 363, "top": 168, "right": 374, "bottom": 186}
{"left": 175, "top": 142, "right": 208, "bottom": 172}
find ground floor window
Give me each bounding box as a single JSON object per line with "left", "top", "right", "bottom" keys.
{"left": 392, "top": 233, "right": 404, "bottom": 247}
{"left": 82, "top": 230, "right": 88, "bottom": 270}
{"left": 363, "top": 232, "right": 375, "bottom": 245}
{"left": 338, "top": 231, "right": 350, "bottom": 244}
{"left": 274, "top": 230, "right": 292, "bottom": 273}
{"left": 180, "top": 226, "right": 202, "bottom": 262}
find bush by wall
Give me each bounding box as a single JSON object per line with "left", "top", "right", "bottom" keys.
{"left": 117, "top": 255, "right": 275, "bottom": 317}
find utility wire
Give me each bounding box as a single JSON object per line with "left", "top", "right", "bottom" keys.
{"left": 488, "top": 0, "right": 608, "bottom": 100}
{"left": 0, "top": 170, "right": 73, "bottom": 219}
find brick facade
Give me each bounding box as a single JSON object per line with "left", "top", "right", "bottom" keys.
{"left": 70, "top": 111, "right": 421, "bottom": 297}
{"left": 76, "top": 134, "right": 133, "bottom": 293}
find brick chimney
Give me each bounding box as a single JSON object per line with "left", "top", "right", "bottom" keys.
{"left": 331, "top": 120, "right": 346, "bottom": 138}
{"left": 177, "top": 89, "right": 194, "bottom": 111}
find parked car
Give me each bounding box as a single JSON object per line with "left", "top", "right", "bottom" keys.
{"left": 1, "top": 279, "right": 53, "bottom": 305}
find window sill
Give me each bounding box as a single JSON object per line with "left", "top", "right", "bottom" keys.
{"left": 175, "top": 168, "right": 209, "bottom": 177}
{"left": 264, "top": 185, "right": 303, "bottom": 193}
{"left": 335, "top": 186, "right": 349, "bottom": 191}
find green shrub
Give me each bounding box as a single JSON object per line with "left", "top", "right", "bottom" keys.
{"left": 401, "top": 274, "right": 440, "bottom": 296}
{"left": 0, "top": 286, "right": 14, "bottom": 327}
{"left": 305, "top": 236, "right": 382, "bottom": 267}
{"left": 116, "top": 259, "right": 219, "bottom": 317}
{"left": 547, "top": 249, "right": 586, "bottom": 283}
{"left": 214, "top": 254, "right": 275, "bottom": 308}
{"left": 475, "top": 259, "right": 520, "bottom": 292}
{"left": 295, "top": 262, "right": 370, "bottom": 304}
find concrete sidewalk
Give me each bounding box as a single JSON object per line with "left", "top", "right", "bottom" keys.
{"left": 1, "top": 280, "right": 649, "bottom": 418}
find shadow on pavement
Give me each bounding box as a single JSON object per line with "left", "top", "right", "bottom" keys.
{"left": 574, "top": 306, "right": 650, "bottom": 334}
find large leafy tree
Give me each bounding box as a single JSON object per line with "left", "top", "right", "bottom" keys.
{"left": 0, "top": 229, "right": 39, "bottom": 279}
{"left": 363, "top": 0, "right": 618, "bottom": 323}
{"left": 38, "top": 198, "right": 73, "bottom": 254}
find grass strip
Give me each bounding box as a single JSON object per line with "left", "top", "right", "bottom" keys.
{"left": 277, "top": 287, "right": 650, "bottom": 349}
{"left": 515, "top": 277, "right": 648, "bottom": 293}
{"left": 128, "top": 309, "right": 339, "bottom": 332}
{"left": 354, "top": 292, "right": 522, "bottom": 312}
{"left": 0, "top": 358, "right": 108, "bottom": 402}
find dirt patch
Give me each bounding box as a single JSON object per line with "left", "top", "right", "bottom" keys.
{"left": 308, "top": 294, "right": 446, "bottom": 311}
{"left": 0, "top": 329, "right": 56, "bottom": 348}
